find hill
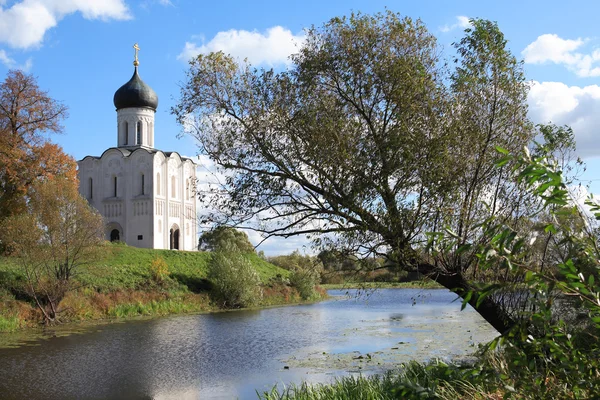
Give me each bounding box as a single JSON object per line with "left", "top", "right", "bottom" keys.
{"left": 0, "top": 243, "right": 307, "bottom": 332}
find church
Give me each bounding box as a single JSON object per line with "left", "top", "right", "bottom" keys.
{"left": 77, "top": 45, "right": 198, "bottom": 250}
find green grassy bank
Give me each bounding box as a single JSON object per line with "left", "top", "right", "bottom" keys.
{"left": 0, "top": 242, "right": 325, "bottom": 332}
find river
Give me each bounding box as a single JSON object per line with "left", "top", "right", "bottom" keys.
{"left": 0, "top": 289, "right": 498, "bottom": 399}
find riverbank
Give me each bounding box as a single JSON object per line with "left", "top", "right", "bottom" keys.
{"left": 320, "top": 280, "right": 442, "bottom": 290}
{"left": 0, "top": 242, "right": 326, "bottom": 333}
{"left": 0, "top": 288, "right": 500, "bottom": 399}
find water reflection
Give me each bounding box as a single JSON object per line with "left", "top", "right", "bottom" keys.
{"left": 0, "top": 289, "right": 498, "bottom": 399}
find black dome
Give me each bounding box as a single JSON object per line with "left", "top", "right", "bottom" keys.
{"left": 113, "top": 67, "right": 158, "bottom": 111}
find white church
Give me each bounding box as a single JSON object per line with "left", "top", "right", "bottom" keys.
{"left": 77, "top": 45, "right": 198, "bottom": 250}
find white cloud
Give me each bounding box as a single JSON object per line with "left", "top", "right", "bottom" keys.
{"left": 0, "top": 0, "right": 131, "bottom": 49}
{"left": 528, "top": 80, "right": 600, "bottom": 158}
{"left": 178, "top": 26, "right": 306, "bottom": 67}
{"left": 439, "top": 15, "right": 471, "bottom": 33}
{"left": 0, "top": 49, "right": 32, "bottom": 71}
{"left": 0, "top": 49, "right": 15, "bottom": 67}
{"left": 522, "top": 34, "right": 600, "bottom": 77}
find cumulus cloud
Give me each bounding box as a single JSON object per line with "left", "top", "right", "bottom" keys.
{"left": 528, "top": 80, "right": 600, "bottom": 158}
{"left": 523, "top": 34, "right": 600, "bottom": 77}
{"left": 439, "top": 16, "right": 471, "bottom": 33}
{"left": 0, "top": 0, "right": 131, "bottom": 49}
{"left": 177, "top": 26, "right": 305, "bottom": 67}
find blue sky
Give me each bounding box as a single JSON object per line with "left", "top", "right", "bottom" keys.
{"left": 1, "top": 0, "right": 600, "bottom": 254}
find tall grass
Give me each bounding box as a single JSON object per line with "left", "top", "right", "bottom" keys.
{"left": 0, "top": 315, "right": 20, "bottom": 333}
{"left": 258, "top": 361, "right": 501, "bottom": 400}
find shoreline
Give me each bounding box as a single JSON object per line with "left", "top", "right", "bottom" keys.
{"left": 0, "top": 290, "right": 329, "bottom": 349}
{"left": 321, "top": 281, "right": 443, "bottom": 290}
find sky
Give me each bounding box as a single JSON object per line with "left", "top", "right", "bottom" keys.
{"left": 1, "top": 0, "right": 600, "bottom": 255}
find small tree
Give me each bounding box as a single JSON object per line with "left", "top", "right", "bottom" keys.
{"left": 199, "top": 226, "right": 255, "bottom": 253}
{"left": 0, "top": 177, "right": 104, "bottom": 324}
{"left": 207, "top": 246, "right": 262, "bottom": 308}
{"left": 269, "top": 251, "right": 322, "bottom": 299}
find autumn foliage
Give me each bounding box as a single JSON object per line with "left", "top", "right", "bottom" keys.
{"left": 0, "top": 69, "right": 75, "bottom": 220}
{"left": 0, "top": 177, "right": 104, "bottom": 324}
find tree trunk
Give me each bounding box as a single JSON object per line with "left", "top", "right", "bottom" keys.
{"left": 419, "top": 263, "right": 515, "bottom": 334}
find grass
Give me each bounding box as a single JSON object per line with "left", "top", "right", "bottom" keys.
{"left": 258, "top": 360, "right": 503, "bottom": 400}
{"left": 73, "top": 242, "right": 289, "bottom": 291}
{"left": 259, "top": 360, "right": 495, "bottom": 400}
{"left": 0, "top": 315, "right": 20, "bottom": 333}
{"left": 0, "top": 242, "right": 302, "bottom": 331}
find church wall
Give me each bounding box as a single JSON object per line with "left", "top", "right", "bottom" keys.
{"left": 153, "top": 152, "right": 167, "bottom": 250}
{"left": 127, "top": 150, "right": 154, "bottom": 249}
{"left": 77, "top": 149, "right": 155, "bottom": 249}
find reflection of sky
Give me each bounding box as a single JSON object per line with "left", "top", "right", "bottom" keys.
{"left": 0, "top": 289, "right": 498, "bottom": 400}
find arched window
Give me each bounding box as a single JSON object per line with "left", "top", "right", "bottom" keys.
{"left": 141, "top": 174, "right": 145, "bottom": 195}
{"left": 136, "top": 121, "right": 142, "bottom": 145}
{"left": 156, "top": 172, "right": 161, "bottom": 195}
{"left": 124, "top": 122, "right": 128, "bottom": 145}
{"left": 171, "top": 176, "right": 176, "bottom": 199}
{"left": 113, "top": 176, "right": 118, "bottom": 197}
{"left": 89, "top": 177, "right": 93, "bottom": 199}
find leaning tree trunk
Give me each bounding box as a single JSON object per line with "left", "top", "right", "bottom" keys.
{"left": 419, "top": 262, "right": 515, "bottom": 335}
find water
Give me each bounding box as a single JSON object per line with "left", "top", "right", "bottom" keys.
{"left": 0, "top": 289, "right": 498, "bottom": 399}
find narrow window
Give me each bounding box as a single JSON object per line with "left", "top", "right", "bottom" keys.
{"left": 89, "top": 177, "right": 93, "bottom": 199}
{"left": 136, "top": 121, "right": 142, "bottom": 145}
{"left": 114, "top": 176, "right": 117, "bottom": 197}
{"left": 124, "top": 122, "right": 128, "bottom": 145}
{"left": 171, "top": 176, "right": 176, "bottom": 198}
{"left": 141, "top": 174, "right": 145, "bottom": 195}
{"left": 156, "top": 172, "right": 161, "bottom": 195}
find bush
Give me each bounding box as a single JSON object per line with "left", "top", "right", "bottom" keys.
{"left": 199, "top": 226, "right": 255, "bottom": 253}
{"left": 289, "top": 268, "right": 319, "bottom": 300}
{"left": 208, "top": 250, "right": 262, "bottom": 308}
{"left": 149, "top": 256, "right": 170, "bottom": 285}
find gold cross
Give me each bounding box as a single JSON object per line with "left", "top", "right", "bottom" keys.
{"left": 133, "top": 43, "right": 140, "bottom": 66}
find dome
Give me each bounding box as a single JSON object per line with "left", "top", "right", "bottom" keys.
{"left": 113, "top": 67, "right": 158, "bottom": 111}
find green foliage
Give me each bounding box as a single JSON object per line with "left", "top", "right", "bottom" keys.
{"left": 288, "top": 269, "right": 318, "bottom": 301}
{"left": 260, "top": 361, "right": 495, "bottom": 400}
{"left": 0, "top": 315, "right": 20, "bottom": 333}
{"left": 269, "top": 251, "right": 322, "bottom": 300}
{"left": 208, "top": 248, "right": 263, "bottom": 308}
{"left": 199, "top": 226, "right": 255, "bottom": 253}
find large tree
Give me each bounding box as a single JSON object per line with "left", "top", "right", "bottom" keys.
{"left": 0, "top": 70, "right": 75, "bottom": 220}
{"left": 173, "top": 12, "right": 536, "bottom": 333}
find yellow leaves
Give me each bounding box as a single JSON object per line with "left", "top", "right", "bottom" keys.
{"left": 0, "top": 70, "right": 73, "bottom": 220}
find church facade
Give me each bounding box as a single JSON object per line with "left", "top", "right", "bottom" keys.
{"left": 77, "top": 48, "right": 197, "bottom": 250}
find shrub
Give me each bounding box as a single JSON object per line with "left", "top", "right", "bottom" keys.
{"left": 199, "top": 226, "right": 255, "bottom": 253}
{"left": 149, "top": 256, "right": 170, "bottom": 285}
{"left": 289, "top": 268, "right": 319, "bottom": 300}
{"left": 208, "top": 250, "right": 262, "bottom": 308}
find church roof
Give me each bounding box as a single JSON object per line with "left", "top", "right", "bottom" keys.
{"left": 113, "top": 66, "right": 158, "bottom": 111}
{"left": 78, "top": 147, "right": 196, "bottom": 164}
